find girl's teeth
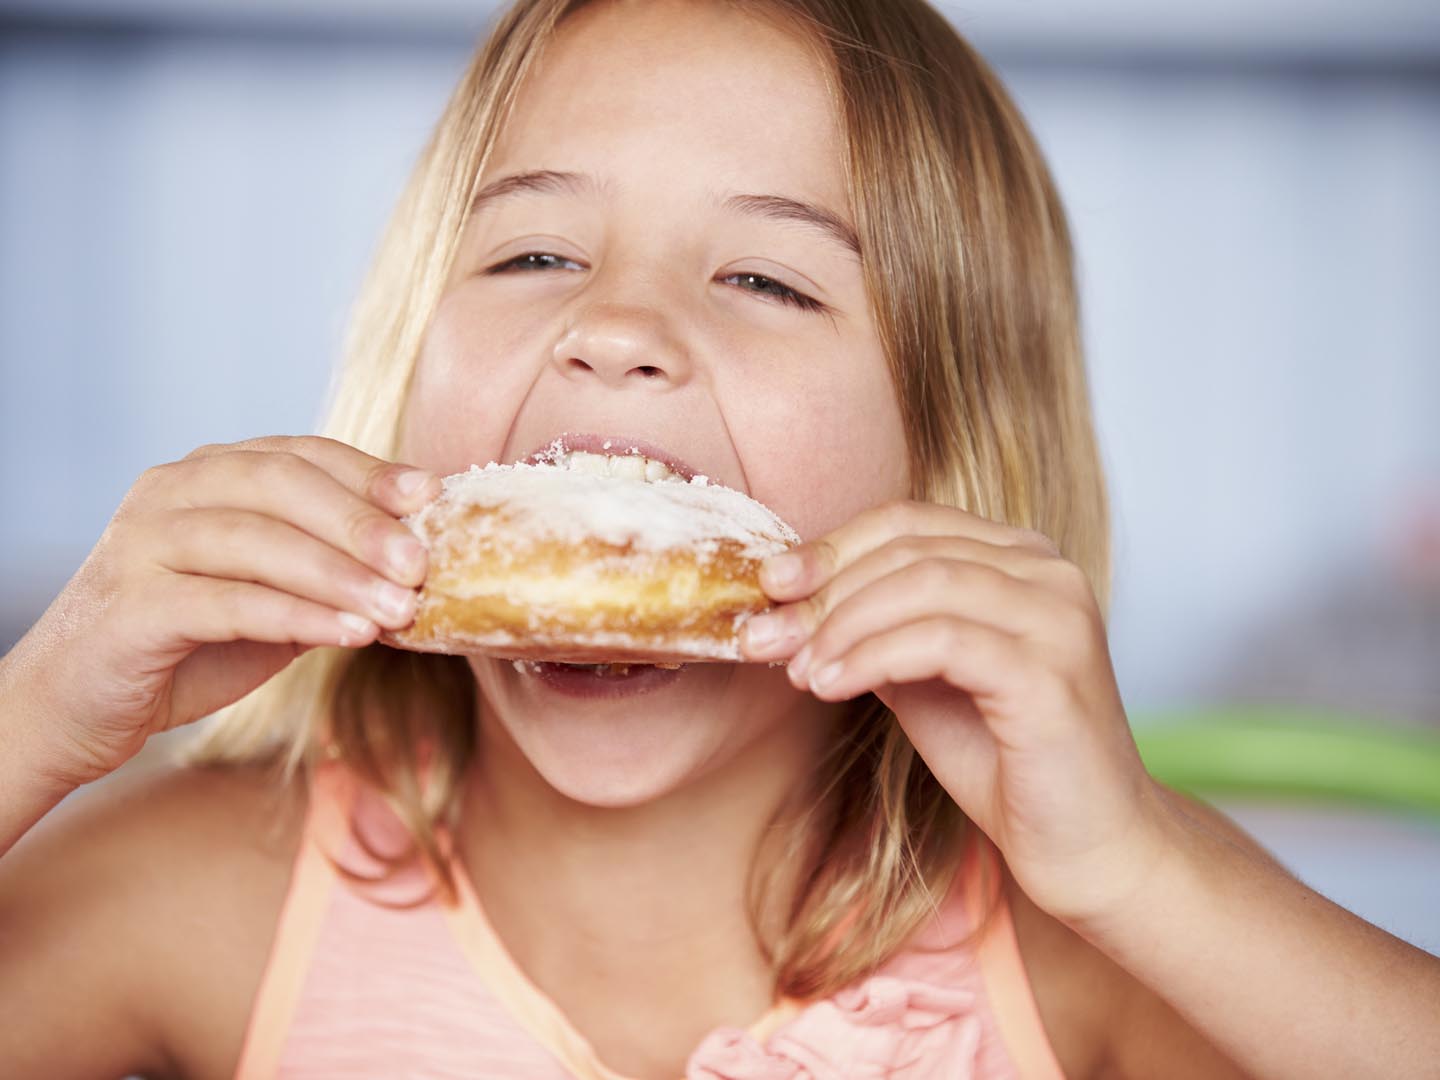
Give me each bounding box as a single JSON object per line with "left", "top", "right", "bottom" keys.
{"left": 558, "top": 450, "right": 679, "bottom": 482}
{"left": 562, "top": 451, "right": 610, "bottom": 477}
{"left": 608, "top": 455, "right": 647, "bottom": 482}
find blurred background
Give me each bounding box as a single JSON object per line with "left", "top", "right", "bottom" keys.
{"left": 2, "top": 0, "right": 1437, "bottom": 949}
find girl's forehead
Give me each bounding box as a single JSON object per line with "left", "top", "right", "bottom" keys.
{"left": 486, "top": 0, "right": 849, "bottom": 209}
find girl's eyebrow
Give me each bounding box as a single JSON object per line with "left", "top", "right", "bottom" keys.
{"left": 469, "top": 169, "right": 861, "bottom": 259}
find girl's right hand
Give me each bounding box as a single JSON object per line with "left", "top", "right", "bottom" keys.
{"left": 1, "top": 436, "right": 443, "bottom": 792}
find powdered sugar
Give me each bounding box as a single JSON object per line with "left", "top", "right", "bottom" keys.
{"left": 405, "top": 460, "right": 798, "bottom": 558}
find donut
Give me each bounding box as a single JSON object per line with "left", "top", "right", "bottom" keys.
{"left": 380, "top": 452, "right": 800, "bottom": 663}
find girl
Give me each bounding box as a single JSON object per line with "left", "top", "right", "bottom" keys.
{"left": 1, "top": 0, "right": 1436, "bottom": 1076}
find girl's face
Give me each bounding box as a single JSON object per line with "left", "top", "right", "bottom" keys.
{"left": 399, "top": 0, "right": 909, "bottom": 807}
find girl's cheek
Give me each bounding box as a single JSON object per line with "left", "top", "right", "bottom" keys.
{"left": 402, "top": 318, "right": 532, "bottom": 474}
{"left": 729, "top": 355, "right": 908, "bottom": 541}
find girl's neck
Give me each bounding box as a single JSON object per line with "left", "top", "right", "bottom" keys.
{"left": 459, "top": 695, "right": 837, "bottom": 941}
{"left": 453, "top": 696, "right": 838, "bottom": 1070}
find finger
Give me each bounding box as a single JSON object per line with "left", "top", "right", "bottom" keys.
{"left": 774, "top": 558, "right": 1053, "bottom": 678}
{"left": 146, "top": 507, "right": 417, "bottom": 631}
{"left": 184, "top": 435, "right": 443, "bottom": 517}
{"left": 742, "top": 535, "right": 1049, "bottom": 660}
{"left": 146, "top": 573, "right": 380, "bottom": 652}
{"left": 759, "top": 500, "right": 1057, "bottom": 603}
{"left": 158, "top": 449, "right": 431, "bottom": 588}
{"left": 795, "top": 614, "right": 1025, "bottom": 709}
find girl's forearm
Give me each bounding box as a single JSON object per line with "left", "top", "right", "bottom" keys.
{"left": 1075, "top": 791, "right": 1440, "bottom": 1079}
{"left": 0, "top": 655, "right": 80, "bottom": 858}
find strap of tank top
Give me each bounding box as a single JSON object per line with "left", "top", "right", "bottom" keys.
{"left": 962, "top": 833, "right": 1068, "bottom": 1080}
{"left": 231, "top": 760, "right": 352, "bottom": 1079}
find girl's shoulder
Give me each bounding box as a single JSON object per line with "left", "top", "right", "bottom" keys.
{"left": 0, "top": 756, "right": 308, "bottom": 1080}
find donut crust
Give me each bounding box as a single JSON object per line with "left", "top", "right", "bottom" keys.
{"left": 380, "top": 464, "right": 798, "bottom": 663}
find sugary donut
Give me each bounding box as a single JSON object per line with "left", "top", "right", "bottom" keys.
{"left": 380, "top": 451, "right": 800, "bottom": 663}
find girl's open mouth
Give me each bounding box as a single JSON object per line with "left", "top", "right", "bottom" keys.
{"left": 548, "top": 662, "right": 648, "bottom": 677}
{"left": 512, "top": 659, "right": 690, "bottom": 698}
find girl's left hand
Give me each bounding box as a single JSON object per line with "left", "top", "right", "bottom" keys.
{"left": 739, "top": 499, "right": 1176, "bottom": 930}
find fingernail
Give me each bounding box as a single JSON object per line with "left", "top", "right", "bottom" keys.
{"left": 789, "top": 644, "right": 812, "bottom": 680}
{"left": 371, "top": 580, "right": 415, "bottom": 622}
{"left": 763, "top": 553, "right": 802, "bottom": 589}
{"left": 336, "top": 611, "right": 375, "bottom": 646}
{"left": 811, "top": 661, "right": 844, "bottom": 693}
{"left": 387, "top": 534, "right": 425, "bottom": 578}
{"left": 395, "top": 468, "right": 435, "bottom": 497}
{"left": 744, "top": 613, "right": 783, "bottom": 649}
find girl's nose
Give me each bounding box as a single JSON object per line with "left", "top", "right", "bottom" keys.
{"left": 550, "top": 300, "right": 694, "bottom": 389}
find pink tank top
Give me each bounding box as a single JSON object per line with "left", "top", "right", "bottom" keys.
{"left": 233, "top": 761, "right": 1068, "bottom": 1079}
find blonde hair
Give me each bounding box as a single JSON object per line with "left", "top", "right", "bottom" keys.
{"left": 187, "top": 0, "right": 1110, "bottom": 1000}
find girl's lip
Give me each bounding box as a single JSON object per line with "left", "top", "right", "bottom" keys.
{"left": 514, "top": 659, "right": 689, "bottom": 699}
{"left": 521, "top": 432, "right": 703, "bottom": 481}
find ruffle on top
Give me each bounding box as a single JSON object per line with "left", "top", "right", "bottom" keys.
{"left": 686, "top": 974, "right": 982, "bottom": 1079}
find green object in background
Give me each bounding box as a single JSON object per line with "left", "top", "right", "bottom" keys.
{"left": 1131, "top": 706, "right": 1440, "bottom": 816}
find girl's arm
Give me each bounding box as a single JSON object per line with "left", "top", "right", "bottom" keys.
{"left": 1, "top": 435, "right": 436, "bottom": 1073}
{"left": 0, "top": 666, "right": 81, "bottom": 858}
{"left": 1082, "top": 785, "right": 1440, "bottom": 1080}
{"left": 0, "top": 434, "right": 437, "bottom": 862}
{"left": 741, "top": 499, "right": 1440, "bottom": 1080}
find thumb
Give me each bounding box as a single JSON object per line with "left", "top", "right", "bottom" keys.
{"left": 164, "top": 640, "right": 324, "bottom": 731}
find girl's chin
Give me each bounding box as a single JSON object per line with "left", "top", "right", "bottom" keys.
{"left": 466, "top": 656, "right": 808, "bottom": 809}
{"left": 474, "top": 657, "right": 738, "bottom": 807}
{"left": 499, "top": 712, "right": 723, "bottom": 809}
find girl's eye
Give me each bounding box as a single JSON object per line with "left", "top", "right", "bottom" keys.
{"left": 486, "top": 253, "right": 825, "bottom": 314}
{"left": 486, "top": 252, "right": 582, "bottom": 273}
{"left": 722, "top": 272, "right": 825, "bottom": 313}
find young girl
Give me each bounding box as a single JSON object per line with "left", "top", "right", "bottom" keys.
{"left": 2, "top": 0, "right": 1436, "bottom": 1076}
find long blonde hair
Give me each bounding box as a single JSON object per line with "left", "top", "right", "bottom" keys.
{"left": 187, "top": 0, "right": 1110, "bottom": 1000}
